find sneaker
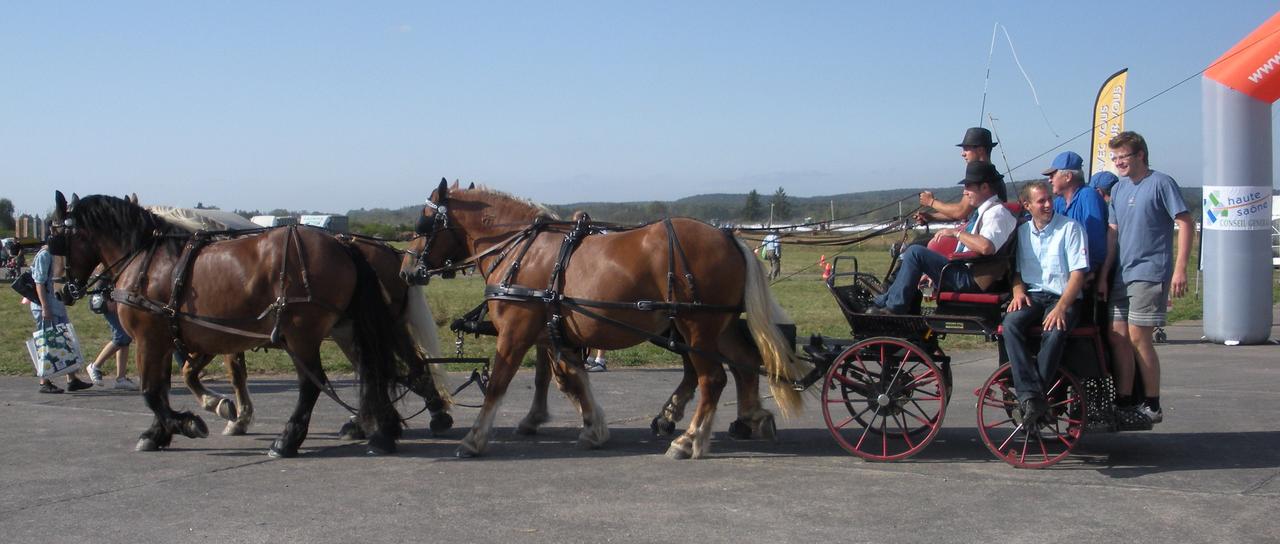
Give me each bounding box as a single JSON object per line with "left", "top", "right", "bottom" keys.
{"left": 585, "top": 359, "right": 608, "bottom": 373}
{"left": 39, "top": 382, "right": 64, "bottom": 394}
{"left": 87, "top": 364, "right": 105, "bottom": 387}
{"left": 1020, "top": 397, "right": 1049, "bottom": 431}
{"left": 66, "top": 378, "right": 93, "bottom": 392}
{"left": 1135, "top": 403, "right": 1163, "bottom": 424}
{"left": 113, "top": 377, "right": 138, "bottom": 391}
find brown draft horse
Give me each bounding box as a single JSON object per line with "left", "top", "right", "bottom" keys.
{"left": 147, "top": 202, "right": 454, "bottom": 438}
{"left": 402, "top": 180, "right": 809, "bottom": 459}
{"left": 53, "top": 191, "right": 414, "bottom": 457}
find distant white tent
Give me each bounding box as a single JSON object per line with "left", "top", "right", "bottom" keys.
{"left": 147, "top": 206, "right": 260, "bottom": 232}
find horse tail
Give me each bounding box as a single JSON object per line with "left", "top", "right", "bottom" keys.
{"left": 736, "top": 240, "right": 811, "bottom": 417}
{"left": 404, "top": 284, "right": 453, "bottom": 409}
{"left": 342, "top": 245, "right": 408, "bottom": 440}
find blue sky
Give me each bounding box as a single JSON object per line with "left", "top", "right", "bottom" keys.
{"left": 3, "top": 1, "right": 1278, "bottom": 215}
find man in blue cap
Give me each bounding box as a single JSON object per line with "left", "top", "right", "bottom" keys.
{"left": 1043, "top": 151, "right": 1108, "bottom": 273}
{"left": 869, "top": 161, "right": 1016, "bottom": 314}
{"left": 1089, "top": 171, "right": 1120, "bottom": 203}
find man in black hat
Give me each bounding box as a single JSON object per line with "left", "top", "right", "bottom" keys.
{"left": 870, "top": 161, "right": 1017, "bottom": 314}
{"left": 917, "top": 127, "right": 1009, "bottom": 222}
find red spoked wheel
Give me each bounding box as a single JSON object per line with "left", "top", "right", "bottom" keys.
{"left": 975, "top": 363, "right": 1086, "bottom": 469}
{"left": 821, "top": 337, "right": 948, "bottom": 461}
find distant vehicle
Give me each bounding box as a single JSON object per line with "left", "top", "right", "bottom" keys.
{"left": 250, "top": 215, "right": 298, "bottom": 228}
{"left": 299, "top": 214, "right": 349, "bottom": 233}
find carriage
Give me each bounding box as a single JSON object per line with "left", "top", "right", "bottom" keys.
{"left": 795, "top": 223, "right": 1155, "bottom": 468}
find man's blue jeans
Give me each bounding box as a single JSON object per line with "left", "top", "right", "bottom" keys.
{"left": 873, "top": 245, "right": 978, "bottom": 314}
{"left": 1001, "top": 292, "right": 1082, "bottom": 402}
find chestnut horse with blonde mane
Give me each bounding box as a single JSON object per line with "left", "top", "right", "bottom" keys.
{"left": 53, "top": 191, "right": 414, "bottom": 457}
{"left": 403, "top": 180, "right": 808, "bottom": 459}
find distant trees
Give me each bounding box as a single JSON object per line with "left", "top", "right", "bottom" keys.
{"left": 741, "top": 190, "right": 763, "bottom": 222}
{"left": 769, "top": 187, "right": 792, "bottom": 223}
{"left": 0, "top": 198, "right": 14, "bottom": 234}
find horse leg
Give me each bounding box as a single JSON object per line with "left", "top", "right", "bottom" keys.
{"left": 457, "top": 338, "right": 532, "bottom": 458}
{"left": 223, "top": 353, "right": 254, "bottom": 436}
{"left": 137, "top": 343, "right": 208, "bottom": 452}
{"left": 516, "top": 346, "right": 553, "bottom": 435}
{"left": 719, "top": 330, "right": 776, "bottom": 442}
{"left": 269, "top": 347, "right": 324, "bottom": 458}
{"left": 666, "top": 326, "right": 729, "bottom": 460}
{"left": 181, "top": 353, "right": 237, "bottom": 423}
{"left": 651, "top": 354, "right": 697, "bottom": 437}
{"left": 549, "top": 350, "right": 610, "bottom": 450}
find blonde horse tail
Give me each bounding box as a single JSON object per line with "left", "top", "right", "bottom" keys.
{"left": 737, "top": 240, "right": 811, "bottom": 417}
{"left": 405, "top": 285, "right": 453, "bottom": 409}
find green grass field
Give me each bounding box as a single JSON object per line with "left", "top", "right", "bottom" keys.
{"left": 1, "top": 240, "right": 1271, "bottom": 377}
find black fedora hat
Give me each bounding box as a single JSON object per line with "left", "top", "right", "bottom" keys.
{"left": 957, "top": 161, "right": 1004, "bottom": 186}
{"left": 956, "top": 127, "right": 998, "bottom": 148}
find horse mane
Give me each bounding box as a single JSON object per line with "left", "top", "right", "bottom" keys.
{"left": 71, "top": 195, "right": 189, "bottom": 252}
{"left": 463, "top": 184, "right": 561, "bottom": 220}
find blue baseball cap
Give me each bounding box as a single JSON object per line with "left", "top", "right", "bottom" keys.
{"left": 1089, "top": 171, "right": 1120, "bottom": 193}
{"left": 1040, "top": 151, "right": 1084, "bottom": 176}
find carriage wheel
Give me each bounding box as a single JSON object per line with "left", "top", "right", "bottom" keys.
{"left": 975, "top": 363, "right": 1085, "bottom": 469}
{"left": 821, "top": 337, "right": 947, "bottom": 462}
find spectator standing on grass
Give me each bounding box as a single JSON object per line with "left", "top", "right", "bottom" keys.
{"left": 28, "top": 238, "right": 93, "bottom": 394}
{"left": 760, "top": 231, "right": 782, "bottom": 280}
{"left": 1097, "top": 131, "right": 1194, "bottom": 424}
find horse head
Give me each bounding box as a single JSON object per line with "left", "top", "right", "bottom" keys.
{"left": 401, "top": 178, "right": 468, "bottom": 285}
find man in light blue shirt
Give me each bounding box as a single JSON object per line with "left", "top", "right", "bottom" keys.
{"left": 1001, "top": 181, "right": 1089, "bottom": 428}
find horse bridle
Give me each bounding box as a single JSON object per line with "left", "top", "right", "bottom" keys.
{"left": 47, "top": 216, "right": 143, "bottom": 305}
{"left": 405, "top": 196, "right": 465, "bottom": 285}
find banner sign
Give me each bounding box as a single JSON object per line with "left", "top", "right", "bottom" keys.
{"left": 1202, "top": 186, "right": 1273, "bottom": 230}
{"left": 1088, "top": 68, "right": 1128, "bottom": 179}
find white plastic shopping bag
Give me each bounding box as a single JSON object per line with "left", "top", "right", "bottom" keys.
{"left": 27, "top": 322, "right": 85, "bottom": 379}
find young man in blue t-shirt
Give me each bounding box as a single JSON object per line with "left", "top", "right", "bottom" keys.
{"left": 1098, "top": 131, "right": 1194, "bottom": 424}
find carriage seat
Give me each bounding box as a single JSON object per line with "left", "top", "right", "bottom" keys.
{"left": 925, "top": 202, "right": 1024, "bottom": 331}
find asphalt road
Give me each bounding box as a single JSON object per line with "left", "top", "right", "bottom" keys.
{"left": 1, "top": 313, "right": 1277, "bottom": 544}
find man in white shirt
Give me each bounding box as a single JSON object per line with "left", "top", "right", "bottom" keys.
{"left": 760, "top": 231, "right": 781, "bottom": 280}
{"left": 1001, "top": 181, "right": 1089, "bottom": 427}
{"left": 870, "top": 162, "right": 1016, "bottom": 314}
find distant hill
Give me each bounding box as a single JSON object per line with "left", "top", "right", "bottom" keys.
{"left": 346, "top": 184, "right": 1212, "bottom": 230}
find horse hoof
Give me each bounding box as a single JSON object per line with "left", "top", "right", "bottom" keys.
{"left": 665, "top": 443, "right": 693, "bottom": 460}
{"left": 268, "top": 439, "right": 298, "bottom": 458}
{"left": 338, "top": 420, "right": 366, "bottom": 441}
{"left": 135, "top": 438, "right": 161, "bottom": 452}
{"left": 756, "top": 416, "right": 778, "bottom": 443}
{"left": 650, "top": 416, "right": 676, "bottom": 437}
{"left": 728, "top": 419, "right": 752, "bottom": 440}
{"left": 428, "top": 413, "right": 454, "bottom": 435}
{"left": 222, "top": 421, "right": 247, "bottom": 436}
{"left": 366, "top": 435, "right": 396, "bottom": 456}
{"left": 215, "top": 398, "right": 238, "bottom": 420}
{"left": 181, "top": 416, "right": 209, "bottom": 439}
{"left": 455, "top": 444, "right": 482, "bottom": 458}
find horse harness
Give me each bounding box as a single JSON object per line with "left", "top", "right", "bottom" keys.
{"left": 462, "top": 214, "right": 744, "bottom": 365}
{"left": 109, "top": 225, "right": 340, "bottom": 362}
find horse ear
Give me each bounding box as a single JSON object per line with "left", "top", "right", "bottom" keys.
{"left": 437, "top": 178, "right": 449, "bottom": 202}
{"left": 451, "top": 179, "right": 460, "bottom": 190}
{"left": 467, "top": 182, "right": 475, "bottom": 190}
{"left": 55, "top": 191, "right": 67, "bottom": 221}
{"left": 129, "top": 193, "right": 139, "bottom": 205}
{"left": 69, "top": 193, "right": 80, "bottom": 212}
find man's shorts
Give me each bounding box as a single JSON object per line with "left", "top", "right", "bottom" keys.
{"left": 103, "top": 310, "right": 133, "bottom": 347}
{"left": 1109, "top": 280, "right": 1170, "bottom": 327}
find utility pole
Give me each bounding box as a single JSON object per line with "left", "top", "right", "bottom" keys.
{"left": 768, "top": 203, "right": 775, "bottom": 228}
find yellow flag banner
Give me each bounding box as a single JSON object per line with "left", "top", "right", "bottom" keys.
{"left": 1088, "top": 68, "right": 1128, "bottom": 178}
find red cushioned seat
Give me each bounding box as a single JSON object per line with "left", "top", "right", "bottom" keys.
{"left": 935, "top": 292, "right": 1005, "bottom": 305}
